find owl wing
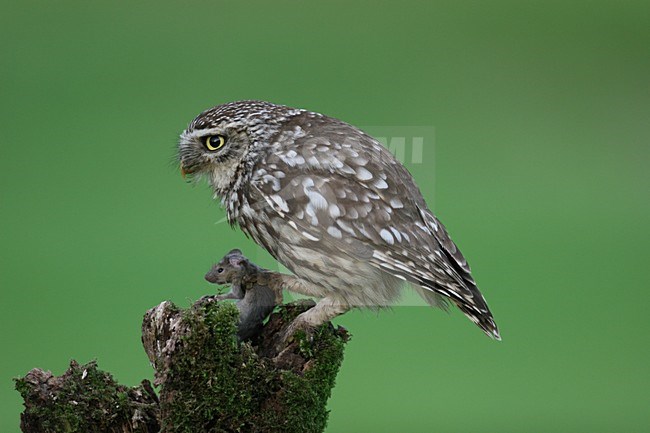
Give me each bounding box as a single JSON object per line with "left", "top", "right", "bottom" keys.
{"left": 248, "top": 115, "right": 499, "bottom": 339}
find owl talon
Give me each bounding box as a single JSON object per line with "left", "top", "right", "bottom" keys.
{"left": 282, "top": 315, "right": 315, "bottom": 345}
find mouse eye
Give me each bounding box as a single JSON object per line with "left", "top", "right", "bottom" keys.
{"left": 217, "top": 267, "right": 224, "bottom": 274}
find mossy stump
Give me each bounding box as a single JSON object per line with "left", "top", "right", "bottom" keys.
{"left": 15, "top": 360, "right": 159, "bottom": 433}
{"left": 15, "top": 300, "right": 349, "bottom": 433}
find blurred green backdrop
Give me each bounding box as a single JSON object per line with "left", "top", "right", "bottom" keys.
{"left": 1, "top": 1, "right": 649, "bottom": 432}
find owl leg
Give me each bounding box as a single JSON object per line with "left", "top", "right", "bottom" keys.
{"left": 274, "top": 274, "right": 327, "bottom": 298}
{"left": 259, "top": 273, "right": 348, "bottom": 340}
{"left": 283, "top": 296, "right": 349, "bottom": 342}
{"left": 296, "top": 296, "right": 349, "bottom": 326}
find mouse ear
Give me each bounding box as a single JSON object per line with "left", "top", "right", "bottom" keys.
{"left": 229, "top": 256, "right": 244, "bottom": 268}
{"left": 227, "top": 248, "right": 243, "bottom": 255}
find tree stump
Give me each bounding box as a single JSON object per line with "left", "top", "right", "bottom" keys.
{"left": 15, "top": 360, "right": 159, "bottom": 433}
{"left": 15, "top": 299, "right": 349, "bottom": 433}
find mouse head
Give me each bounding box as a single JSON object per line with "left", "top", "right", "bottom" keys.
{"left": 205, "top": 249, "right": 247, "bottom": 284}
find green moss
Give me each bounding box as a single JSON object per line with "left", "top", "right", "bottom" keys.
{"left": 160, "top": 301, "right": 348, "bottom": 433}
{"left": 162, "top": 302, "right": 265, "bottom": 432}
{"left": 258, "top": 325, "right": 346, "bottom": 432}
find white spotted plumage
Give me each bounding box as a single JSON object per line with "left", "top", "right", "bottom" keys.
{"left": 178, "top": 100, "right": 500, "bottom": 340}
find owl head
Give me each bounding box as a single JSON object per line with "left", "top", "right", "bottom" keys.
{"left": 178, "top": 100, "right": 301, "bottom": 194}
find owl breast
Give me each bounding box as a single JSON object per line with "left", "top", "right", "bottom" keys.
{"left": 237, "top": 194, "right": 403, "bottom": 307}
{"left": 225, "top": 116, "right": 408, "bottom": 307}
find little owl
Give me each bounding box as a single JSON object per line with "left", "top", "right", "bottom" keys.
{"left": 178, "top": 100, "right": 500, "bottom": 340}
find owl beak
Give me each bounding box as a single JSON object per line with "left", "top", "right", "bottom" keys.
{"left": 180, "top": 166, "right": 187, "bottom": 178}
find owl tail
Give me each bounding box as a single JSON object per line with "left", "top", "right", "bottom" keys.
{"left": 411, "top": 280, "right": 500, "bottom": 340}
{"left": 453, "top": 296, "right": 501, "bottom": 341}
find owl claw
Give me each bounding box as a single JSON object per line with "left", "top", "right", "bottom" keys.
{"left": 282, "top": 314, "right": 315, "bottom": 345}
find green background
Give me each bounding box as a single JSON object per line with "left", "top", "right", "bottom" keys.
{"left": 1, "top": 1, "right": 649, "bottom": 431}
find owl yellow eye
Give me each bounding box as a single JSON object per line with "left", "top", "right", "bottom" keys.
{"left": 205, "top": 135, "right": 226, "bottom": 151}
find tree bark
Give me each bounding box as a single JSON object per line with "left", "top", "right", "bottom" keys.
{"left": 15, "top": 299, "right": 349, "bottom": 433}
